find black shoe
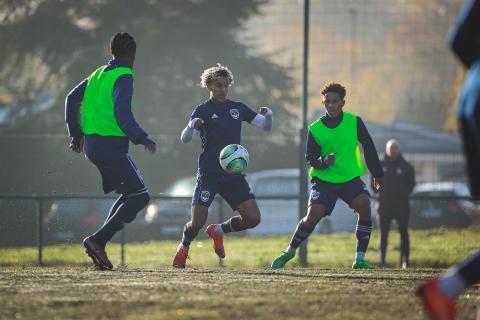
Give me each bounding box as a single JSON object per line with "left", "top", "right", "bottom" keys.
{"left": 83, "top": 236, "right": 113, "bottom": 270}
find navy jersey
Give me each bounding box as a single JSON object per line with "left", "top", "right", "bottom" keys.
{"left": 191, "top": 99, "right": 257, "bottom": 176}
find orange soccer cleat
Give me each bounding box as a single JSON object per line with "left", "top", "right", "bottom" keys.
{"left": 205, "top": 224, "right": 225, "bottom": 258}
{"left": 172, "top": 244, "right": 189, "bottom": 269}
{"left": 417, "top": 276, "right": 457, "bottom": 320}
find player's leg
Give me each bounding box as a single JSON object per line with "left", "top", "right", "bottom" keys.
{"left": 173, "top": 204, "right": 209, "bottom": 268}
{"left": 103, "top": 195, "right": 126, "bottom": 226}
{"left": 204, "top": 175, "right": 256, "bottom": 258}
{"left": 83, "top": 153, "right": 149, "bottom": 270}
{"left": 173, "top": 176, "right": 216, "bottom": 268}
{"left": 271, "top": 180, "right": 336, "bottom": 269}
{"left": 271, "top": 204, "right": 327, "bottom": 269}
{"left": 341, "top": 178, "right": 373, "bottom": 269}
{"left": 84, "top": 195, "right": 126, "bottom": 270}
{"left": 378, "top": 213, "right": 392, "bottom": 268}
{"left": 417, "top": 250, "right": 480, "bottom": 320}
{"left": 396, "top": 214, "right": 410, "bottom": 268}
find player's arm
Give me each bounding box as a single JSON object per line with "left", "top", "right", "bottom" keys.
{"left": 406, "top": 162, "right": 416, "bottom": 194}
{"left": 113, "top": 75, "right": 156, "bottom": 153}
{"left": 250, "top": 107, "right": 273, "bottom": 131}
{"left": 180, "top": 117, "right": 203, "bottom": 143}
{"left": 65, "top": 79, "right": 87, "bottom": 153}
{"left": 447, "top": 0, "right": 480, "bottom": 68}
{"left": 357, "top": 117, "right": 384, "bottom": 189}
{"left": 305, "top": 130, "right": 335, "bottom": 169}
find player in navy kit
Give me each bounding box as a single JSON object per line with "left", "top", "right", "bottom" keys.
{"left": 65, "top": 33, "right": 156, "bottom": 270}
{"left": 172, "top": 64, "right": 273, "bottom": 268}
{"left": 417, "top": 1, "right": 480, "bottom": 319}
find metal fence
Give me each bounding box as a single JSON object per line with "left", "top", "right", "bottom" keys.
{"left": 1, "top": 193, "right": 479, "bottom": 266}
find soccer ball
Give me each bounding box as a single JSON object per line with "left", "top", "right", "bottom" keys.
{"left": 219, "top": 144, "right": 249, "bottom": 174}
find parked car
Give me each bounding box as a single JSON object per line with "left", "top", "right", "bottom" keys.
{"left": 409, "top": 182, "right": 473, "bottom": 229}
{"left": 45, "top": 199, "right": 111, "bottom": 244}
{"left": 142, "top": 176, "right": 196, "bottom": 239}
{"left": 246, "top": 169, "right": 360, "bottom": 235}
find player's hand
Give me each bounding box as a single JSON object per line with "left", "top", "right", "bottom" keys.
{"left": 259, "top": 107, "right": 269, "bottom": 115}
{"left": 373, "top": 177, "right": 382, "bottom": 191}
{"left": 69, "top": 137, "right": 84, "bottom": 153}
{"left": 324, "top": 152, "right": 336, "bottom": 166}
{"left": 144, "top": 138, "right": 156, "bottom": 154}
{"left": 189, "top": 118, "right": 204, "bottom": 130}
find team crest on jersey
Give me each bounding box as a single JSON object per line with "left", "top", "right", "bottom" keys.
{"left": 230, "top": 108, "right": 240, "bottom": 119}
{"left": 201, "top": 190, "right": 211, "bottom": 202}
{"left": 311, "top": 191, "right": 320, "bottom": 200}
{"left": 396, "top": 168, "right": 403, "bottom": 175}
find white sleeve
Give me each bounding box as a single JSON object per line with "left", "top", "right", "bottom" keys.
{"left": 250, "top": 108, "right": 273, "bottom": 131}
{"left": 180, "top": 118, "right": 200, "bottom": 143}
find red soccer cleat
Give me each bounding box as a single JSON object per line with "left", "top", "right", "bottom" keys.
{"left": 417, "top": 276, "right": 457, "bottom": 320}
{"left": 205, "top": 224, "right": 225, "bottom": 258}
{"left": 172, "top": 244, "right": 189, "bottom": 269}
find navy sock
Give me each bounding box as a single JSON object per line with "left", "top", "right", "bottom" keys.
{"left": 458, "top": 249, "right": 480, "bottom": 285}
{"left": 103, "top": 195, "right": 126, "bottom": 225}
{"left": 94, "top": 190, "right": 150, "bottom": 245}
{"left": 220, "top": 216, "right": 243, "bottom": 233}
{"left": 355, "top": 219, "right": 372, "bottom": 260}
{"left": 181, "top": 225, "right": 199, "bottom": 248}
{"left": 289, "top": 219, "right": 314, "bottom": 248}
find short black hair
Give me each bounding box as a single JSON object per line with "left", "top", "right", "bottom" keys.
{"left": 110, "top": 32, "right": 136, "bottom": 56}
{"left": 320, "top": 82, "right": 346, "bottom": 100}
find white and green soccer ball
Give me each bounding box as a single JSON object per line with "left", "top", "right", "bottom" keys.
{"left": 219, "top": 144, "right": 249, "bottom": 174}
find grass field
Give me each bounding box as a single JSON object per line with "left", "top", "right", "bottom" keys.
{"left": 0, "top": 229, "right": 479, "bottom": 319}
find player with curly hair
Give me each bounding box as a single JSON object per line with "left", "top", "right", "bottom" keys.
{"left": 271, "top": 81, "right": 384, "bottom": 269}
{"left": 172, "top": 64, "right": 274, "bottom": 268}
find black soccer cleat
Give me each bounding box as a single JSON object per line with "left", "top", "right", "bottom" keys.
{"left": 83, "top": 236, "right": 113, "bottom": 270}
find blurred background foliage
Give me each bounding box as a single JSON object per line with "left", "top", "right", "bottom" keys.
{"left": 0, "top": 0, "right": 465, "bottom": 194}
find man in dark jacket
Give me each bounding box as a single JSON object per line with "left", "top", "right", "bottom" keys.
{"left": 373, "top": 139, "right": 415, "bottom": 268}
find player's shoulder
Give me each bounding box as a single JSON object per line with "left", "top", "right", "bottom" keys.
{"left": 226, "top": 99, "right": 244, "bottom": 108}
{"left": 228, "top": 99, "right": 252, "bottom": 109}
{"left": 192, "top": 100, "right": 213, "bottom": 113}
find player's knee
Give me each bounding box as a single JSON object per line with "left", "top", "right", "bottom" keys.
{"left": 139, "top": 192, "right": 150, "bottom": 207}
{"left": 246, "top": 214, "right": 261, "bottom": 228}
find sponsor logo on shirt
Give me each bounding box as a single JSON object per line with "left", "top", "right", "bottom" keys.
{"left": 211, "top": 113, "right": 219, "bottom": 119}
{"left": 230, "top": 108, "right": 239, "bottom": 119}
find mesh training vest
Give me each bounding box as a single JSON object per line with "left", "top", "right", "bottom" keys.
{"left": 309, "top": 112, "right": 365, "bottom": 183}
{"left": 81, "top": 66, "right": 134, "bottom": 136}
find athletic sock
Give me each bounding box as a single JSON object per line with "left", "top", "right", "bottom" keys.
{"left": 181, "top": 225, "right": 199, "bottom": 248}
{"left": 215, "top": 224, "right": 224, "bottom": 236}
{"left": 355, "top": 219, "right": 372, "bottom": 261}
{"left": 438, "top": 268, "right": 467, "bottom": 299}
{"left": 286, "top": 245, "right": 297, "bottom": 256}
{"left": 289, "top": 219, "right": 314, "bottom": 249}
{"left": 220, "top": 216, "right": 243, "bottom": 233}
{"left": 94, "top": 191, "right": 150, "bottom": 246}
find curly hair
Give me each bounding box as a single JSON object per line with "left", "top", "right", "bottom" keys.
{"left": 320, "top": 82, "right": 346, "bottom": 100}
{"left": 200, "top": 63, "right": 234, "bottom": 88}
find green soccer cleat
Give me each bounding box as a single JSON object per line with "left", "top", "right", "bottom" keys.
{"left": 271, "top": 251, "right": 294, "bottom": 269}
{"left": 352, "top": 259, "right": 374, "bottom": 269}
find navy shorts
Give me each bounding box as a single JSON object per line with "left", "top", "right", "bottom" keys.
{"left": 192, "top": 174, "right": 255, "bottom": 210}
{"left": 308, "top": 177, "right": 370, "bottom": 216}
{"left": 86, "top": 152, "right": 145, "bottom": 195}
{"left": 84, "top": 135, "right": 146, "bottom": 195}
